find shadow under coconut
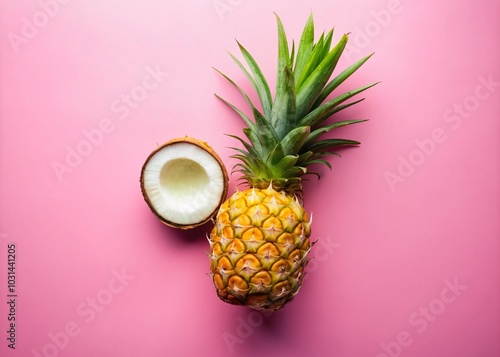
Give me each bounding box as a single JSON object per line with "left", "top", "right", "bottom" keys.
{"left": 149, "top": 214, "right": 214, "bottom": 249}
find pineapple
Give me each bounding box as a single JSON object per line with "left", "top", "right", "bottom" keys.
{"left": 209, "top": 14, "right": 376, "bottom": 311}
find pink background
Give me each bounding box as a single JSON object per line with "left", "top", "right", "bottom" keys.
{"left": 1, "top": 1, "right": 499, "bottom": 356}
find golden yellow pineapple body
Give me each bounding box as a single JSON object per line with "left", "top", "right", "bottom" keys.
{"left": 209, "top": 185, "right": 311, "bottom": 311}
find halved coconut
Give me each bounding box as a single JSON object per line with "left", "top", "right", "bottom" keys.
{"left": 140, "top": 137, "right": 228, "bottom": 229}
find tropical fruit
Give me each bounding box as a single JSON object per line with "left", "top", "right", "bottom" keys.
{"left": 208, "top": 14, "right": 376, "bottom": 311}
{"left": 141, "top": 137, "right": 228, "bottom": 229}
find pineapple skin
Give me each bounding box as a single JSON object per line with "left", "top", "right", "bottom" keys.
{"left": 209, "top": 185, "right": 311, "bottom": 311}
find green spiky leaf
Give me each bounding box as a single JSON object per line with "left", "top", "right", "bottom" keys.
{"left": 275, "top": 14, "right": 291, "bottom": 98}
{"left": 295, "top": 32, "right": 326, "bottom": 90}
{"left": 280, "top": 126, "right": 311, "bottom": 156}
{"left": 300, "top": 82, "right": 378, "bottom": 128}
{"left": 270, "top": 66, "right": 297, "bottom": 136}
{"left": 233, "top": 43, "right": 273, "bottom": 118}
{"left": 307, "top": 138, "right": 360, "bottom": 152}
{"left": 314, "top": 53, "right": 374, "bottom": 108}
{"left": 295, "top": 34, "right": 348, "bottom": 118}
{"left": 294, "top": 13, "right": 314, "bottom": 82}
{"left": 305, "top": 119, "right": 367, "bottom": 147}
{"left": 215, "top": 13, "right": 376, "bottom": 192}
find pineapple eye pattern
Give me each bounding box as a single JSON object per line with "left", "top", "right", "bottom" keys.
{"left": 209, "top": 185, "right": 311, "bottom": 311}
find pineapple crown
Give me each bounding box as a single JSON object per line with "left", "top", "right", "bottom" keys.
{"left": 215, "top": 13, "right": 378, "bottom": 192}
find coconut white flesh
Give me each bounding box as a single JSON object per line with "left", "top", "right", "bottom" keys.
{"left": 142, "top": 142, "right": 225, "bottom": 226}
